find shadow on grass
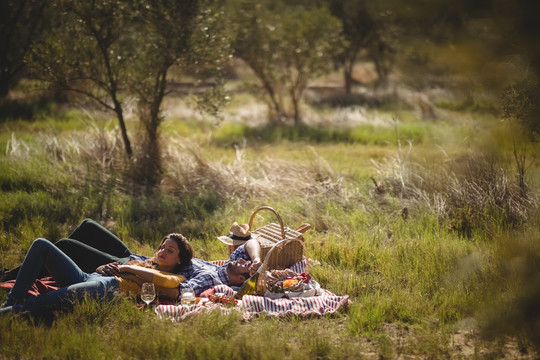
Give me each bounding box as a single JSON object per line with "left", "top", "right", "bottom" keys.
{"left": 0, "top": 96, "right": 58, "bottom": 122}
{"left": 305, "top": 89, "right": 411, "bottom": 112}
{"left": 213, "top": 122, "right": 427, "bottom": 147}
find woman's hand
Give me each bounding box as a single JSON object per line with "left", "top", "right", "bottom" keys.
{"left": 115, "top": 264, "right": 157, "bottom": 283}
{"left": 96, "top": 262, "right": 121, "bottom": 276}
{"left": 116, "top": 264, "right": 137, "bottom": 273}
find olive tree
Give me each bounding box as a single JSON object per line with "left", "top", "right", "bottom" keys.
{"left": 28, "top": 0, "right": 137, "bottom": 157}
{"left": 0, "top": 0, "right": 50, "bottom": 99}
{"left": 125, "top": 0, "right": 231, "bottom": 183}
{"left": 28, "top": 0, "right": 231, "bottom": 185}
{"left": 325, "top": 0, "right": 393, "bottom": 92}
{"left": 232, "top": 1, "right": 342, "bottom": 125}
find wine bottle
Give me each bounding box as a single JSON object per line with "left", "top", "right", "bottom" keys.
{"left": 234, "top": 270, "right": 261, "bottom": 299}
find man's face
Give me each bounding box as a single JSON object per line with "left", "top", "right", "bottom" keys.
{"left": 226, "top": 259, "right": 252, "bottom": 285}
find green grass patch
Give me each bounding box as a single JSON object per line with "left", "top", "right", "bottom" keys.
{"left": 0, "top": 95, "right": 538, "bottom": 358}
{"left": 212, "top": 122, "right": 431, "bottom": 147}
{"left": 435, "top": 98, "right": 501, "bottom": 115}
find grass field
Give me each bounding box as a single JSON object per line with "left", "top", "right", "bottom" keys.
{"left": 0, "top": 85, "right": 539, "bottom": 359}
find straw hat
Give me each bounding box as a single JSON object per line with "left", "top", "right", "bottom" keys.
{"left": 217, "top": 222, "right": 256, "bottom": 246}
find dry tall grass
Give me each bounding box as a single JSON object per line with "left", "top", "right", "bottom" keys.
{"left": 2, "top": 94, "right": 540, "bottom": 357}
{"left": 162, "top": 139, "right": 346, "bottom": 202}
{"left": 373, "top": 144, "right": 538, "bottom": 237}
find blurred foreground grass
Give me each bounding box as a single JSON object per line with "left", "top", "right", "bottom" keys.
{"left": 0, "top": 95, "right": 539, "bottom": 358}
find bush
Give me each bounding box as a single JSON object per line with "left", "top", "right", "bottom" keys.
{"left": 478, "top": 223, "right": 540, "bottom": 351}
{"left": 374, "top": 152, "right": 538, "bottom": 237}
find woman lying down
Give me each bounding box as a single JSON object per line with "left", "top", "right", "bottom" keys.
{"left": 0, "top": 233, "right": 193, "bottom": 318}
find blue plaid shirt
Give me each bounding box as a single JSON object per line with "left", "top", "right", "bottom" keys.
{"left": 177, "top": 245, "right": 251, "bottom": 296}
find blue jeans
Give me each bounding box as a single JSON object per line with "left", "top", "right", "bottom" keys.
{"left": 3, "top": 218, "right": 134, "bottom": 280}
{"left": 4, "top": 238, "right": 119, "bottom": 316}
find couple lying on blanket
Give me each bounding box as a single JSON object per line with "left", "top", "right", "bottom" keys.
{"left": 0, "top": 219, "right": 264, "bottom": 318}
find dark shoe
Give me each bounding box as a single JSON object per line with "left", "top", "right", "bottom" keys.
{"left": 1, "top": 295, "right": 18, "bottom": 308}
{"left": 0, "top": 267, "right": 8, "bottom": 280}
{"left": 0, "top": 305, "right": 13, "bottom": 314}
{"left": 1, "top": 268, "right": 18, "bottom": 281}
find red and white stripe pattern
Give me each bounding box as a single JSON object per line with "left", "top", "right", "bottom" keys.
{"left": 155, "top": 260, "right": 349, "bottom": 321}
{"left": 240, "top": 290, "right": 349, "bottom": 320}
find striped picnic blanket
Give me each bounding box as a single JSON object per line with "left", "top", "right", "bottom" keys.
{"left": 155, "top": 260, "right": 350, "bottom": 321}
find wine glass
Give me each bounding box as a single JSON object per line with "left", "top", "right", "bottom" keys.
{"left": 180, "top": 286, "right": 196, "bottom": 309}
{"left": 141, "top": 282, "right": 156, "bottom": 309}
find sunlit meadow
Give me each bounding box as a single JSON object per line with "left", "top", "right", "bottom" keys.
{"left": 0, "top": 80, "right": 539, "bottom": 359}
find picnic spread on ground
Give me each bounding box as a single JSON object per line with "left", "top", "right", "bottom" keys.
{"left": 0, "top": 206, "right": 350, "bottom": 320}
{"left": 155, "top": 259, "right": 350, "bottom": 321}
{"left": 158, "top": 206, "right": 350, "bottom": 320}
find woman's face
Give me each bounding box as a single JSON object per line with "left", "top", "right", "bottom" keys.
{"left": 155, "top": 238, "right": 182, "bottom": 270}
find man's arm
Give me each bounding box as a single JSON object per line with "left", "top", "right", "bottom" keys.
{"left": 179, "top": 272, "right": 224, "bottom": 297}
{"left": 244, "top": 239, "right": 262, "bottom": 275}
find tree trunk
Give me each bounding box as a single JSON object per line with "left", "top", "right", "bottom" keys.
{"left": 261, "top": 79, "right": 283, "bottom": 125}
{"left": 344, "top": 68, "right": 353, "bottom": 95}
{"left": 291, "top": 90, "right": 302, "bottom": 126}
{"left": 113, "top": 100, "right": 132, "bottom": 158}
{"left": 145, "top": 127, "right": 162, "bottom": 184}
{"left": 137, "top": 111, "right": 162, "bottom": 188}
{"left": 344, "top": 55, "right": 356, "bottom": 95}
{"left": 138, "top": 70, "right": 167, "bottom": 187}
{"left": 0, "top": 75, "right": 10, "bottom": 100}
{"left": 373, "top": 57, "right": 389, "bottom": 87}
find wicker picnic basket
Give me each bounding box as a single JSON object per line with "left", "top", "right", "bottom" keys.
{"left": 226, "top": 206, "right": 310, "bottom": 265}
{"left": 254, "top": 237, "right": 310, "bottom": 295}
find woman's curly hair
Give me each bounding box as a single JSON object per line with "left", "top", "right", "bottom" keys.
{"left": 127, "top": 233, "right": 193, "bottom": 273}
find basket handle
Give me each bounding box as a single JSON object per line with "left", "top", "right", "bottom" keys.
{"left": 248, "top": 206, "right": 285, "bottom": 239}
{"left": 295, "top": 223, "right": 311, "bottom": 234}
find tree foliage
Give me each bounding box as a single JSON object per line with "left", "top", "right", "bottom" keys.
{"left": 28, "top": 0, "right": 138, "bottom": 157}
{"left": 0, "top": 0, "right": 51, "bottom": 99}
{"left": 27, "top": 0, "right": 231, "bottom": 186}
{"left": 325, "top": 0, "right": 393, "bottom": 92}
{"left": 232, "top": 0, "right": 342, "bottom": 125}
{"left": 502, "top": 80, "right": 540, "bottom": 141}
